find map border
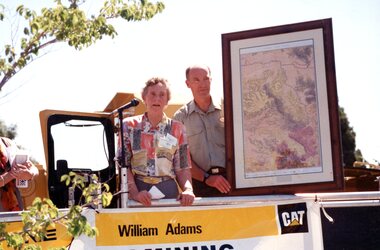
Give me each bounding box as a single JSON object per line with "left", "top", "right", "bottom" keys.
{"left": 221, "top": 18, "right": 343, "bottom": 195}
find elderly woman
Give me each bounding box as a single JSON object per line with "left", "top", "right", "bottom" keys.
{"left": 120, "top": 77, "right": 195, "bottom": 206}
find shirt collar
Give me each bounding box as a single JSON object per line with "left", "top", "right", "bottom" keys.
{"left": 188, "top": 97, "right": 222, "bottom": 114}
{"left": 142, "top": 112, "right": 170, "bottom": 132}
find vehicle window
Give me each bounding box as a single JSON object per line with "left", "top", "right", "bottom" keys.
{"left": 51, "top": 119, "right": 108, "bottom": 171}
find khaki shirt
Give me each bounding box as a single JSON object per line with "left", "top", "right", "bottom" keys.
{"left": 173, "top": 98, "right": 225, "bottom": 172}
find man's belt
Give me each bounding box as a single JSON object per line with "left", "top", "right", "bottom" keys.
{"left": 135, "top": 175, "right": 173, "bottom": 185}
{"left": 207, "top": 166, "right": 226, "bottom": 175}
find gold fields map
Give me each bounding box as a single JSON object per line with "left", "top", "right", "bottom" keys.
{"left": 239, "top": 41, "right": 322, "bottom": 177}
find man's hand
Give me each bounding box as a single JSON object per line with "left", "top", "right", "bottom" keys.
{"left": 205, "top": 175, "right": 231, "bottom": 194}
{"left": 11, "top": 161, "right": 35, "bottom": 180}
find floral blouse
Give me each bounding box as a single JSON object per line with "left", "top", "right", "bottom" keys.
{"left": 120, "top": 113, "right": 191, "bottom": 178}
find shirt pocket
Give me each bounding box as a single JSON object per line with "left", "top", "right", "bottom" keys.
{"left": 185, "top": 126, "right": 205, "bottom": 156}
{"left": 213, "top": 121, "right": 225, "bottom": 147}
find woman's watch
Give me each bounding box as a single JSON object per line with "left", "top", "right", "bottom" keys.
{"left": 203, "top": 172, "right": 210, "bottom": 183}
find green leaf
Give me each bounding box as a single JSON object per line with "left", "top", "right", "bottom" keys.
{"left": 60, "top": 174, "right": 70, "bottom": 183}
{"left": 31, "top": 23, "right": 39, "bottom": 34}
{"left": 72, "top": 14, "right": 78, "bottom": 25}
{"left": 16, "top": 5, "right": 24, "bottom": 15}
{"left": 85, "top": 196, "right": 93, "bottom": 204}
{"left": 101, "top": 192, "right": 113, "bottom": 207}
{"left": 5, "top": 46, "right": 10, "bottom": 56}
{"left": 23, "top": 27, "right": 29, "bottom": 35}
{"left": 103, "top": 183, "right": 110, "bottom": 191}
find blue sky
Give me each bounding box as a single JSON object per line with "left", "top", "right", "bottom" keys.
{"left": 1, "top": 0, "right": 379, "bottom": 165}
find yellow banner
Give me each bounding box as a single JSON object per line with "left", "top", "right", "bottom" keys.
{"left": 96, "top": 205, "right": 278, "bottom": 246}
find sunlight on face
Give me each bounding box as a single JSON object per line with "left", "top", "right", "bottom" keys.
{"left": 186, "top": 67, "right": 211, "bottom": 99}
{"left": 143, "top": 83, "right": 169, "bottom": 114}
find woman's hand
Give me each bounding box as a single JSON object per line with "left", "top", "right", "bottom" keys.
{"left": 135, "top": 190, "right": 152, "bottom": 206}
{"left": 178, "top": 189, "right": 195, "bottom": 206}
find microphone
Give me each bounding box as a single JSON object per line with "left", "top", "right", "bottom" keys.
{"left": 112, "top": 98, "right": 140, "bottom": 114}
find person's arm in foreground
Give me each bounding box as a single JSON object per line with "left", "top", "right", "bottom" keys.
{"left": 127, "top": 168, "right": 152, "bottom": 206}
{"left": 2, "top": 160, "right": 39, "bottom": 188}
{"left": 176, "top": 168, "right": 195, "bottom": 206}
{"left": 191, "top": 159, "right": 231, "bottom": 194}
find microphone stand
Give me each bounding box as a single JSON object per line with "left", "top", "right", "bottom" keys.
{"left": 114, "top": 98, "right": 139, "bottom": 208}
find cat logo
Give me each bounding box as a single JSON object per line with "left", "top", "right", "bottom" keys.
{"left": 277, "top": 202, "right": 308, "bottom": 234}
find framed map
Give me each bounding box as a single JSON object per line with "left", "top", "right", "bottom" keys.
{"left": 222, "top": 18, "right": 343, "bottom": 195}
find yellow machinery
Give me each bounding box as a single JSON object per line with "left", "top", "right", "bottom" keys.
{"left": 35, "top": 92, "right": 181, "bottom": 208}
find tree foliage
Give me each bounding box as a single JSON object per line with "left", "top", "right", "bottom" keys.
{"left": 0, "top": 120, "right": 17, "bottom": 139}
{"left": 0, "top": 172, "right": 113, "bottom": 249}
{"left": 0, "top": 0, "right": 165, "bottom": 90}
{"left": 339, "top": 106, "right": 362, "bottom": 167}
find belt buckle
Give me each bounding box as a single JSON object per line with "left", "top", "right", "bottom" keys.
{"left": 143, "top": 176, "right": 161, "bottom": 184}
{"left": 211, "top": 168, "right": 220, "bottom": 174}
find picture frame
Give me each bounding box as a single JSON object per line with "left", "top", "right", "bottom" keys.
{"left": 221, "top": 18, "right": 343, "bottom": 195}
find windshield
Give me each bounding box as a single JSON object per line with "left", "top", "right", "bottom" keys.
{"left": 51, "top": 119, "right": 108, "bottom": 171}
